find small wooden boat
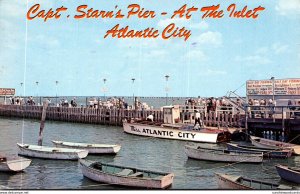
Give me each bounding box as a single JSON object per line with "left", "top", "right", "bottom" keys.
{"left": 79, "top": 159, "right": 174, "bottom": 189}
{"left": 226, "top": 143, "right": 293, "bottom": 158}
{"left": 17, "top": 143, "right": 88, "bottom": 160}
{"left": 0, "top": 156, "right": 31, "bottom": 172}
{"left": 52, "top": 140, "right": 121, "bottom": 154}
{"left": 275, "top": 164, "right": 300, "bottom": 184}
{"left": 184, "top": 145, "right": 263, "bottom": 163}
{"left": 250, "top": 136, "right": 300, "bottom": 155}
{"left": 215, "top": 173, "right": 292, "bottom": 190}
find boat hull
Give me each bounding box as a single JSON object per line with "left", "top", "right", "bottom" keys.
{"left": 215, "top": 173, "right": 251, "bottom": 189}
{"left": 185, "top": 145, "right": 263, "bottom": 163}
{"left": 215, "top": 173, "right": 284, "bottom": 190}
{"left": 0, "top": 158, "right": 31, "bottom": 172}
{"left": 52, "top": 141, "right": 121, "bottom": 154}
{"left": 17, "top": 143, "right": 88, "bottom": 160}
{"left": 276, "top": 165, "right": 300, "bottom": 184}
{"left": 123, "top": 122, "right": 228, "bottom": 143}
{"left": 80, "top": 160, "right": 174, "bottom": 189}
{"left": 250, "top": 136, "right": 300, "bottom": 155}
{"left": 226, "top": 143, "right": 293, "bottom": 158}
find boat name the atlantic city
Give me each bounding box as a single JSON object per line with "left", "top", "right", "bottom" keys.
{"left": 130, "top": 126, "right": 196, "bottom": 139}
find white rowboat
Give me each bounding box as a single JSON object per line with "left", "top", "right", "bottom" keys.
{"left": 250, "top": 136, "right": 300, "bottom": 155}
{"left": 80, "top": 160, "right": 174, "bottom": 189}
{"left": 184, "top": 145, "right": 263, "bottom": 163}
{"left": 0, "top": 157, "right": 31, "bottom": 172}
{"left": 52, "top": 140, "right": 121, "bottom": 154}
{"left": 17, "top": 143, "right": 88, "bottom": 160}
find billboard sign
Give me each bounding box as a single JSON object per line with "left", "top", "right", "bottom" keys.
{"left": 0, "top": 88, "right": 15, "bottom": 96}
{"left": 247, "top": 79, "right": 300, "bottom": 96}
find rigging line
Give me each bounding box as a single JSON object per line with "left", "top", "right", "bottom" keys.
{"left": 20, "top": 0, "right": 30, "bottom": 189}
{"left": 22, "top": 0, "right": 29, "bottom": 145}
{"left": 232, "top": 82, "right": 246, "bottom": 93}
{"left": 287, "top": 134, "right": 300, "bottom": 144}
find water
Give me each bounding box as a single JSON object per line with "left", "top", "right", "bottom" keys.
{"left": 0, "top": 117, "right": 299, "bottom": 190}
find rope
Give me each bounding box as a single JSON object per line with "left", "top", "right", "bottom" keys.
{"left": 232, "top": 82, "right": 246, "bottom": 93}
{"left": 287, "top": 134, "right": 300, "bottom": 144}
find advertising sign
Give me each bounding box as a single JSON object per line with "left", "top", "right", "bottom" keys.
{"left": 0, "top": 88, "right": 16, "bottom": 96}
{"left": 247, "top": 79, "right": 300, "bottom": 95}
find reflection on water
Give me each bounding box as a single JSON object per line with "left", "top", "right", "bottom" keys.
{"left": 0, "top": 117, "right": 299, "bottom": 190}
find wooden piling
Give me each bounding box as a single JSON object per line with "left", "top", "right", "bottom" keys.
{"left": 38, "top": 100, "right": 49, "bottom": 146}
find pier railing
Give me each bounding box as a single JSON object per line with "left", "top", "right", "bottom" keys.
{"left": 245, "top": 105, "right": 300, "bottom": 119}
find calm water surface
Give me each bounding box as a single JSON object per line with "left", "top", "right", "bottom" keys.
{"left": 0, "top": 117, "right": 299, "bottom": 190}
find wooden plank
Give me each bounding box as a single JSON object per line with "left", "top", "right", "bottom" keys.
{"left": 38, "top": 100, "right": 49, "bottom": 146}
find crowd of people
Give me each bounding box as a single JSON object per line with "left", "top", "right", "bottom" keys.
{"left": 6, "top": 96, "right": 153, "bottom": 110}
{"left": 246, "top": 98, "right": 300, "bottom": 118}
{"left": 87, "top": 97, "right": 153, "bottom": 110}
{"left": 184, "top": 96, "right": 238, "bottom": 113}
{"left": 9, "top": 96, "right": 37, "bottom": 106}
{"left": 60, "top": 98, "right": 77, "bottom": 107}
{"left": 247, "top": 98, "right": 276, "bottom": 118}
{"left": 4, "top": 96, "right": 300, "bottom": 118}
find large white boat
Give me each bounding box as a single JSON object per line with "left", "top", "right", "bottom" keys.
{"left": 123, "top": 106, "right": 231, "bottom": 143}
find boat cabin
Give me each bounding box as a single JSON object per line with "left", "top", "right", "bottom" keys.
{"left": 163, "top": 106, "right": 180, "bottom": 124}
{"left": 162, "top": 105, "right": 204, "bottom": 125}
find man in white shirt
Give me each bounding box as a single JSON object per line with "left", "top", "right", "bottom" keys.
{"left": 194, "top": 110, "right": 201, "bottom": 128}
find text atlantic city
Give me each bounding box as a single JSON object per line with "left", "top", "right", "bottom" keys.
{"left": 130, "top": 126, "right": 196, "bottom": 139}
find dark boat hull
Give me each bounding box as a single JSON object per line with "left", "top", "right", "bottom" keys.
{"left": 276, "top": 165, "right": 300, "bottom": 184}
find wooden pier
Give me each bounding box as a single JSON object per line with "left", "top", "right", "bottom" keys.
{"left": 1, "top": 103, "right": 300, "bottom": 143}
{"left": 0, "top": 104, "right": 242, "bottom": 128}
{"left": 244, "top": 105, "right": 300, "bottom": 143}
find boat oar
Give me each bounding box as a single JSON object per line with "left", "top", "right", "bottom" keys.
{"left": 38, "top": 100, "right": 49, "bottom": 146}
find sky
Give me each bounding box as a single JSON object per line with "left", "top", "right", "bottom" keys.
{"left": 0, "top": 0, "right": 299, "bottom": 97}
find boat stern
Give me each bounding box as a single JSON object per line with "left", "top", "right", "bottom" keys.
{"left": 77, "top": 150, "right": 89, "bottom": 159}
{"left": 113, "top": 145, "right": 121, "bottom": 153}
{"left": 6, "top": 158, "right": 32, "bottom": 172}
{"left": 292, "top": 146, "right": 300, "bottom": 155}
{"left": 160, "top": 173, "right": 175, "bottom": 189}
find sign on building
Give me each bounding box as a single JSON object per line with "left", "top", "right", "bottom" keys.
{"left": 247, "top": 79, "right": 300, "bottom": 96}
{"left": 0, "top": 88, "right": 15, "bottom": 96}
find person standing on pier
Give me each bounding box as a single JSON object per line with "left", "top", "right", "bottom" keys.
{"left": 71, "top": 97, "right": 77, "bottom": 107}
{"left": 194, "top": 110, "right": 201, "bottom": 128}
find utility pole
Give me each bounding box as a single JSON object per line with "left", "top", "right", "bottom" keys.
{"left": 131, "top": 78, "right": 135, "bottom": 109}
{"left": 55, "top": 81, "right": 59, "bottom": 106}
{"left": 165, "top": 75, "right": 170, "bottom": 105}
